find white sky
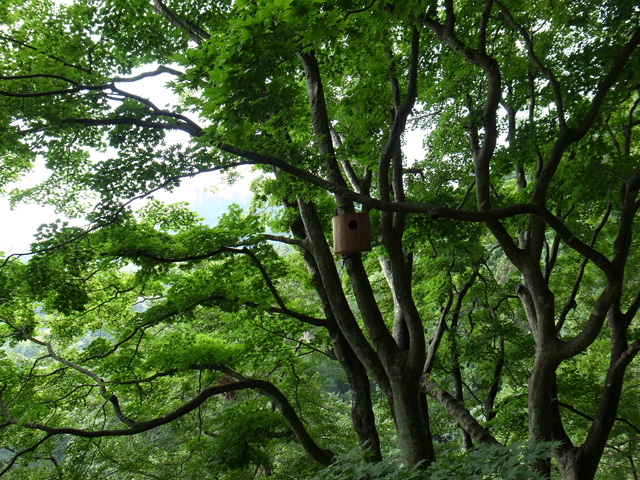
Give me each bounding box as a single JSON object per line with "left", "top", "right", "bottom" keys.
{"left": 2, "top": 1, "right": 428, "bottom": 258}
{"left": 1, "top": 63, "right": 426, "bottom": 258}
{"left": 0, "top": 69, "right": 254, "bottom": 257}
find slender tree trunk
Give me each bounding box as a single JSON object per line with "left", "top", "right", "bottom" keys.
{"left": 329, "top": 326, "right": 382, "bottom": 461}
{"left": 527, "top": 351, "right": 557, "bottom": 477}
{"left": 380, "top": 256, "right": 410, "bottom": 351}
{"left": 555, "top": 312, "right": 638, "bottom": 480}
{"left": 390, "top": 376, "right": 435, "bottom": 466}
{"left": 484, "top": 335, "right": 504, "bottom": 423}
{"left": 298, "top": 38, "right": 437, "bottom": 469}
{"left": 284, "top": 196, "right": 382, "bottom": 461}
{"left": 451, "top": 344, "right": 474, "bottom": 451}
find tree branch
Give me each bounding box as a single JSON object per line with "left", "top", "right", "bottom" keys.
{"left": 111, "top": 65, "right": 183, "bottom": 82}
{"left": 0, "top": 434, "right": 53, "bottom": 477}
{"left": 422, "top": 378, "right": 499, "bottom": 445}
{"left": 532, "top": 27, "right": 640, "bottom": 203}
{"left": 23, "top": 335, "right": 137, "bottom": 427}
{"left": 556, "top": 202, "right": 612, "bottom": 333}
{"left": 558, "top": 401, "right": 640, "bottom": 435}
{"left": 151, "top": 0, "right": 210, "bottom": 45}
{"left": 235, "top": 246, "right": 287, "bottom": 310}
{"left": 424, "top": 293, "right": 454, "bottom": 375}
{"left": 60, "top": 116, "right": 201, "bottom": 136}
{"left": 1, "top": 376, "right": 333, "bottom": 464}
{"left": 296, "top": 50, "right": 347, "bottom": 192}
{"left": 213, "top": 366, "right": 334, "bottom": 465}
{"left": 0, "top": 73, "right": 79, "bottom": 85}
{"left": 494, "top": 1, "right": 566, "bottom": 128}
{"left": 262, "top": 234, "right": 307, "bottom": 249}
{"left": 477, "top": 0, "right": 494, "bottom": 55}
{"left": 0, "top": 33, "right": 91, "bottom": 74}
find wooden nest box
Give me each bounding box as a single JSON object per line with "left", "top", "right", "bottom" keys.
{"left": 332, "top": 212, "right": 371, "bottom": 255}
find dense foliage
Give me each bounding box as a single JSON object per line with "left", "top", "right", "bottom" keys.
{"left": 0, "top": 0, "right": 639, "bottom": 478}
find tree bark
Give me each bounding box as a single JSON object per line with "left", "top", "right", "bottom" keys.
{"left": 422, "top": 379, "right": 499, "bottom": 446}
{"left": 390, "top": 376, "right": 436, "bottom": 466}
{"left": 285, "top": 196, "right": 382, "bottom": 461}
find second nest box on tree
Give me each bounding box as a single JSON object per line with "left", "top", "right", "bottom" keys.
{"left": 332, "top": 212, "right": 371, "bottom": 255}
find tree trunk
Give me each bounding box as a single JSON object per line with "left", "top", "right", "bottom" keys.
{"left": 555, "top": 315, "right": 639, "bottom": 480}
{"left": 390, "top": 377, "right": 435, "bottom": 466}
{"left": 556, "top": 448, "right": 596, "bottom": 480}
{"left": 329, "top": 327, "right": 382, "bottom": 461}
{"left": 527, "top": 353, "right": 556, "bottom": 477}
{"left": 285, "top": 196, "right": 382, "bottom": 461}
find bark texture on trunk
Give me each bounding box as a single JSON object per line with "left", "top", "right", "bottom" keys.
{"left": 284, "top": 196, "right": 382, "bottom": 461}
{"left": 391, "top": 379, "right": 436, "bottom": 466}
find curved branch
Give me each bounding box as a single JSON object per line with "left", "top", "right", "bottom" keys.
{"left": 217, "top": 290, "right": 329, "bottom": 327}
{"left": 0, "top": 84, "right": 109, "bottom": 98}
{"left": 558, "top": 400, "right": 640, "bottom": 435}
{"left": 612, "top": 339, "right": 640, "bottom": 374}
{"left": 0, "top": 376, "right": 333, "bottom": 466}
{"left": 5, "top": 354, "right": 57, "bottom": 404}
{"left": 262, "top": 234, "right": 307, "bottom": 249}
{"left": 343, "top": 0, "right": 377, "bottom": 19}
{"left": 81, "top": 320, "right": 156, "bottom": 363}
{"left": 0, "top": 73, "right": 79, "bottom": 85}
{"left": 108, "top": 244, "right": 295, "bottom": 316}
{"left": 151, "top": 0, "right": 210, "bottom": 45}
{"left": 624, "top": 289, "right": 640, "bottom": 322}
{"left": 112, "top": 65, "right": 183, "bottom": 82}
{"left": 494, "top": 0, "right": 566, "bottom": 127}
{"left": 573, "top": 27, "right": 640, "bottom": 140}
{"left": 235, "top": 247, "right": 287, "bottom": 310}
{"left": 60, "top": 116, "right": 201, "bottom": 136}
{"left": 422, "top": 378, "right": 499, "bottom": 445}
{"left": 556, "top": 202, "right": 612, "bottom": 333}
{"left": 109, "top": 84, "right": 201, "bottom": 131}
{"left": 0, "top": 65, "right": 180, "bottom": 90}
{"left": 0, "top": 434, "right": 52, "bottom": 477}
{"left": 214, "top": 367, "right": 333, "bottom": 465}
{"left": 24, "top": 336, "right": 137, "bottom": 427}
{"left": 109, "top": 245, "right": 230, "bottom": 264}
{"left": 532, "top": 27, "right": 640, "bottom": 203}
{"left": 0, "top": 33, "right": 91, "bottom": 74}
